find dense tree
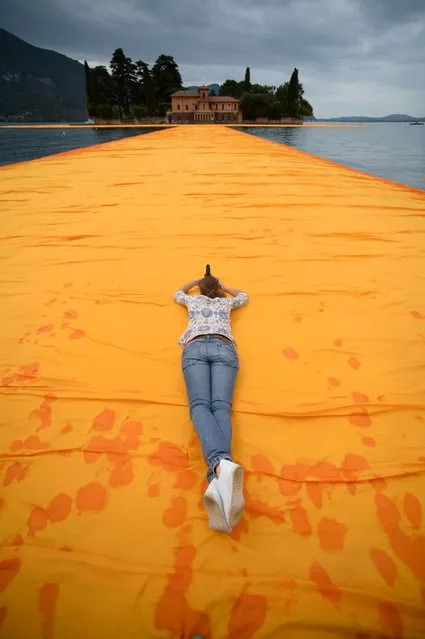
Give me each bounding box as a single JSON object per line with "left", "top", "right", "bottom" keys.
{"left": 133, "top": 104, "right": 149, "bottom": 119}
{"left": 300, "top": 97, "right": 313, "bottom": 117}
{"left": 275, "top": 82, "right": 288, "bottom": 106}
{"left": 287, "top": 67, "right": 299, "bottom": 117}
{"left": 219, "top": 79, "right": 244, "bottom": 99}
{"left": 250, "top": 83, "right": 275, "bottom": 95}
{"left": 91, "top": 66, "right": 114, "bottom": 105}
{"left": 276, "top": 75, "right": 313, "bottom": 117}
{"left": 239, "top": 93, "right": 273, "bottom": 120}
{"left": 141, "top": 62, "right": 155, "bottom": 115}
{"left": 97, "top": 104, "right": 115, "bottom": 120}
{"left": 84, "top": 61, "right": 93, "bottom": 115}
{"left": 133, "top": 59, "right": 146, "bottom": 105}
{"left": 151, "top": 54, "right": 182, "bottom": 104}
{"left": 244, "top": 66, "right": 251, "bottom": 93}
{"left": 266, "top": 100, "right": 282, "bottom": 119}
{"left": 110, "top": 48, "right": 136, "bottom": 116}
{"left": 84, "top": 63, "right": 114, "bottom": 118}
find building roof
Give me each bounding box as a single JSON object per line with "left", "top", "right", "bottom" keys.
{"left": 171, "top": 89, "right": 200, "bottom": 97}
{"left": 209, "top": 96, "right": 239, "bottom": 102}
{"left": 171, "top": 89, "right": 239, "bottom": 102}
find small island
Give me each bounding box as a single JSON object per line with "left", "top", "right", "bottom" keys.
{"left": 85, "top": 48, "right": 314, "bottom": 125}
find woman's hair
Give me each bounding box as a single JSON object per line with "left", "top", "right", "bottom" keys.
{"left": 199, "top": 275, "right": 225, "bottom": 299}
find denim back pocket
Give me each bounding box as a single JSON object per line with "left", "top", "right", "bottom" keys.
{"left": 218, "top": 342, "right": 239, "bottom": 369}
{"left": 182, "top": 340, "right": 200, "bottom": 370}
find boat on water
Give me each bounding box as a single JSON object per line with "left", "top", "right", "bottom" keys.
{"left": 409, "top": 121, "right": 424, "bottom": 125}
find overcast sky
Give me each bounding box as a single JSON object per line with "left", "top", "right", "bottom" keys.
{"left": 3, "top": 0, "right": 425, "bottom": 117}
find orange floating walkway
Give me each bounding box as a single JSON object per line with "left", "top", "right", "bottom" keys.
{"left": 1, "top": 125, "right": 425, "bottom": 639}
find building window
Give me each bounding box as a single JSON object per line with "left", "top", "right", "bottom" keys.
{"left": 185, "top": 104, "right": 188, "bottom": 111}
{"left": 194, "top": 104, "right": 197, "bottom": 110}
{"left": 177, "top": 104, "right": 180, "bottom": 111}
{"left": 221, "top": 104, "right": 224, "bottom": 110}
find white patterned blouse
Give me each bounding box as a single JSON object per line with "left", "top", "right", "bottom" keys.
{"left": 174, "top": 290, "right": 249, "bottom": 346}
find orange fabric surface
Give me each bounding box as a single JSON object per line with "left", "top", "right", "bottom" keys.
{"left": 1, "top": 125, "right": 425, "bottom": 639}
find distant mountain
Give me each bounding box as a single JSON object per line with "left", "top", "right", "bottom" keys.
{"left": 185, "top": 83, "right": 220, "bottom": 96}
{"left": 319, "top": 114, "right": 425, "bottom": 122}
{"left": 0, "top": 28, "right": 86, "bottom": 122}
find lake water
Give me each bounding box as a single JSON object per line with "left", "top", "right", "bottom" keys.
{"left": 0, "top": 122, "right": 424, "bottom": 191}
{"left": 0, "top": 126, "right": 160, "bottom": 167}
{"left": 238, "top": 123, "right": 425, "bottom": 191}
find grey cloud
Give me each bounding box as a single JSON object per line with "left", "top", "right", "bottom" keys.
{"left": 2, "top": 0, "right": 425, "bottom": 116}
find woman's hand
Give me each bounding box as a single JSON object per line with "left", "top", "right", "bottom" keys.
{"left": 220, "top": 283, "right": 243, "bottom": 297}
{"left": 179, "top": 278, "right": 203, "bottom": 293}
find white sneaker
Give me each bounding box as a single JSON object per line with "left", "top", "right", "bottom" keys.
{"left": 216, "top": 459, "right": 244, "bottom": 529}
{"left": 203, "top": 478, "right": 231, "bottom": 533}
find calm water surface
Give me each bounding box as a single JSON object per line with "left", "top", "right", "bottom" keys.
{"left": 0, "top": 122, "right": 424, "bottom": 191}
{"left": 238, "top": 122, "right": 425, "bottom": 191}
{"left": 0, "top": 126, "right": 163, "bottom": 166}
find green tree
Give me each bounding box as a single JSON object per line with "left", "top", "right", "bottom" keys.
{"left": 300, "top": 97, "right": 313, "bottom": 117}
{"left": 251, "top": 84, "right": 275, "bottom": 95}
{"left": 133, "top": 104, "right": 148, "bottom": 119}
{"left": 91, "top": 66, "right": 114, "bottom": 106}
{"left": 244, "top": 66, "right": 251, "bottom": 93}
{"left": 275, "top": 81, "right": 289, "bottom": 115}
{"left": 84, "top": 61, "right": 94, "bottom": 116}
{"left": 266, "top": 100, "right": 282, "bottom": 119}
{"left": 151, "top": 54, "right": 182, "bottom": 105}
{"left": 239, "top": 93, "right": 273, "bottom": 120}
{"left": 84, "top": 64, "right": 114, "bottom": 117}
{"left": 276, "top": 72, "right": 313, "bottom": 118}
{"left": 157, "top": 102, "right": 168, "bottom": 117}
{"left": 133, "top": 59, "right": 147, "bottom": 105}
{"left": 287, "top": 67, "right": 299, "bottom": 116}
{"left": 219, "top": 79, "right": 244, "bottom": 98}
{"left": 97, "top": 104, "right": 115, "bottom": 120}
{"left": 110, "top": 48, "right": 136, "bottom": 116}
{"left": 141, "top": 62, "right": 156, "bottom": 115}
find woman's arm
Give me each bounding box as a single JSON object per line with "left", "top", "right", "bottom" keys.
{"left": 179, "top": 278, "right": 202, "bottom": 294}
{"left": 220, "top": 284, "right": 243, "bottom": 297}
{"left": 220, "top": 282, "right": 249, "bottom": 309}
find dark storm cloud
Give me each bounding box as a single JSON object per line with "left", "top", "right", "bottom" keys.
{"left": 2, "top": 0, "right": 425, "bottom": 116}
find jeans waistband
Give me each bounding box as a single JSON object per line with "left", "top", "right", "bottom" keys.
{"left": 188, "top": 334, "right": 233, "bottom": 345}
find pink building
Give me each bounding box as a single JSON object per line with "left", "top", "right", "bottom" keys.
{"left": 170, "top": 86, "right": 240, "bottom": 123}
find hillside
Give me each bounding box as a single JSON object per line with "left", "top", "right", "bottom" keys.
{"left": 0, "top": 28, "right": 86, "bottom": 122}
{"left": 321, "top": 114, "right": 425, "bottom": 122}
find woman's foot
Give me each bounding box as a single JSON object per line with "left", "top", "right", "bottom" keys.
{"left": 203, "top": 478, "right": 231, "bottom": 533}
{"left": 216, "top": 459, "right": 244, "bottom": 529}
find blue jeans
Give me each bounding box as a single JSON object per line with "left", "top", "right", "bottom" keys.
{"left": 182, "top": 336, "right": 239, "bottom": 482}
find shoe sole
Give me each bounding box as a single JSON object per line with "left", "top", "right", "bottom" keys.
{"left": 203, "top": 490, "right": 231, "bottom": 533}
{"left": 229, "top": 465, "right": 244, "bottom": 529}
